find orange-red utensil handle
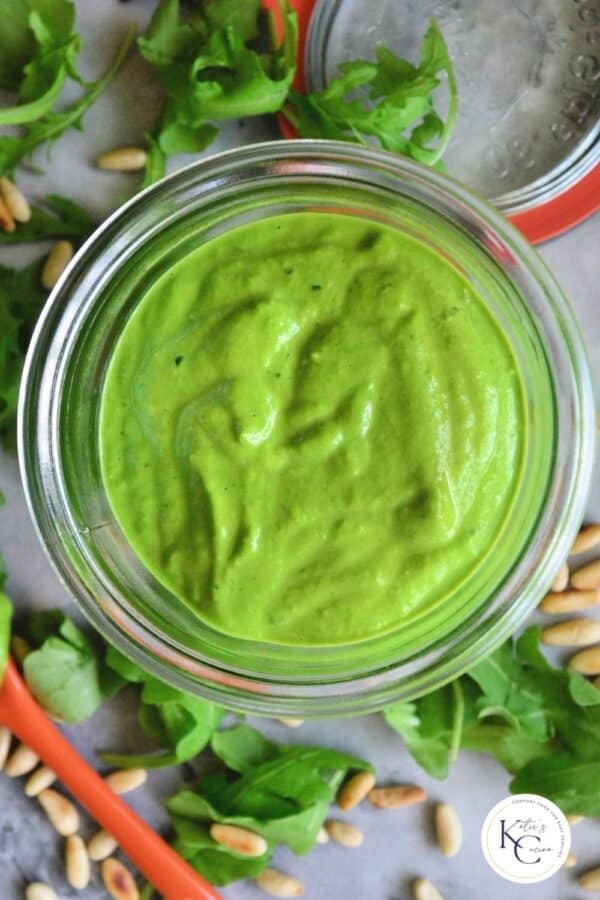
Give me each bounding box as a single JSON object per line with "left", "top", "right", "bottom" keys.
{"left": 0, "top": 660, "right": 220, "bottom": 900}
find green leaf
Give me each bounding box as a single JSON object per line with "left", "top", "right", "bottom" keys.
{"left": 102, "top": 645, "right": 225, "bottom": 767}
{"left": 167, "top": 726, "right": 372, "bottom": 881}
{"left": 0, "top": 25, "right": 135, "bottom": 175}
{"left": 139, "top": 0, "right": 297, "bottom": 175}
{"left": 285, "top": 16, "right": 457, "bottom": 167}
{"left": 0, "top": 258, "right": 47, "bottom": 447}
{"left": 0, "top": 0, "right": 75, "bottom": 91}
{"left": 510, "top": 753, "right": 600, "bottom": 816}
{"left": 0, "top": 194, "right": 94, "bottom": 245}
{"left": 0, "top": 591, "right": 13, "bottom": 683}
{"left": 22, "top": 611, "right": 110, "bottom": 723}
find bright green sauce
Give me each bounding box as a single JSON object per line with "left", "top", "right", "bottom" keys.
{"left": 100, "top": 213, "right": 525, "bottom": 645}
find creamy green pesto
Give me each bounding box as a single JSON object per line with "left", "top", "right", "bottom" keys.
{"left": 99, "top": 212, "right": 525, "bottom": 645}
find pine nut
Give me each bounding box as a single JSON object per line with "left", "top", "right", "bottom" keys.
{"left": 0, "top": 726, "right": 11, "bottom": 770}
{"left": 569, "top": 646, "right": 600, "bottom": 676}
{"left": 540, "top": 590, "right": 600, "bottom": 614}
{"left": 324, "top": 819, "right": 364, "bottom": 848}
{"left": 38, "top": 788, "right": 79, "bottom": 835}
{"left": 551, "top": 562, "right": 569, "bottom": 592}
{"left": 542, "top": 618, "right": 600, "bottom": 647}
{"left": 337, "top": 771, "right": 376, "bottom": 811}
{"left": 104, "top": 767, "right": 147, "bottom": 794}
{"left": 0, "top": 176, "right": 31, "bottom": 222}
{"left": 278, "top": 718, "right": 304, "bottom": 728}
{"left": 579, "top": 867, "right": 600, "bottom": 890}
{"left": 0, "top": 194, "right": 15, "bottom": 232}
{"left": 41, "top": 240, "right": 73, "bottom": 290}
{"left": 255, "top": 867, "right": 304, "bottom": 897}
{"left": 10, "top": 635, "right": 31, "bottom": 666}
{"left": 25, "top": 884, "right": 58, "bottom": 900}
{"left": 572, "top": 525, "right": 600, "bottom": 555}
{"left": 368, "top": 784, "right": 427, "bottom": 809}
{"left": 572, "top": 560, "right": 600, "bottom": 590}
{"left": 315, "top": 826, "right": 329, "bottom": 844}
{"left": 25, "top": 765, "right": 56, "bottom": 797}
{"left": 65, "top": 834, "right": 90, "bottom": 889}
{"left": 4, "top": 743, "right": 39, "bottom": 777}
{"left": 566, "top": 814, "right": 585, "bottom": 826}
{"left": 435, "top": 803, "right": 462, "bottom": 858}
{"left": 564, "top": 852, "right": 577, "bottom": 868}
{"left": 88, "top": 828, "right": 118, "bottom": 861}
{"left": 210, "top": 823, "right": 267, "bottom": 857}
{"left": 97, "top": 147, "right": 147, "bottom": 171}
{"left": 102, "top": 858, "right": 139, "bottom": 900}
{"left": 413, "top": 878, "right": 444, "bottom": 900}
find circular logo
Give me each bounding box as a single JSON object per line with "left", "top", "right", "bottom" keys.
{"left": 481, "top": 793, "right": 570, "bottom": 883}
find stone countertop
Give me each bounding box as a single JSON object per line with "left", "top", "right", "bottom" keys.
{"left": 0, "top": 2, "right": 599, "bottom": 898}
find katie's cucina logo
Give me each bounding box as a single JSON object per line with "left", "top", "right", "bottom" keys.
{"left": 481, "top": 794, "right": 570, "bottom": 884}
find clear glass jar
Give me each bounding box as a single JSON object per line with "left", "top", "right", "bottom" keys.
{"left": 19, "top": 141, "right": 595, "bottom": 717}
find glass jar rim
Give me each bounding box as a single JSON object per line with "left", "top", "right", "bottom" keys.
{"left": 18, "top": 140, "right": 596, "bottom": 716}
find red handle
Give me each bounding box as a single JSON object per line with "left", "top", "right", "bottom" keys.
{"left": 0, "top": 660, "right": 220, "bottom": 900}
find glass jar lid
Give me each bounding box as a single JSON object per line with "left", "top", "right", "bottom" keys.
{"left": 295, "top": 0, "right": 600, "bottom": 241}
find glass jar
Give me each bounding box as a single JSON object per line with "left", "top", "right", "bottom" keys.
{"left": 19, "top": 141, "right": 595, "bottom": 717}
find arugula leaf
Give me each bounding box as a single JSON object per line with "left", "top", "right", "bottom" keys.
{"left": 0, "top": 194, "right": 94, "bottom": 245}
{"left": 0, "top": 25, "right": 135, "bottom": 175}
{"left": 385, "top": 626, "right": 600, "bottom": 814}
{"left": 22, "top": 610, "right": 117, "bottom": 723}
{"left": 167, "top": 725, "right": 372, "bottom": 883}
{"left": 138, "top": 0, "right": 297, "bottom": 186}
{"left": 101, "top": 645, "right": 224, "bottom": 768}
{"left": 284, "top": 18, "right": 457, "bottom": 167}
{"left": 0, "top": 258, "right": 47, "bottom": 447}
{"left": 0, "top": 0, "right": 75, "bottom": 92}
{"left": 0, "top": 516, "right": 12, "bottom": 682}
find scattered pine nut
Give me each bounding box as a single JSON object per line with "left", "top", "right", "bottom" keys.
{"left": 564, "top": 852, "right": 577, "bottom": 868}
{"left": 551, "top": 561, "right": 570, "bottom": 593}
{"left": 4, "top": 743, "right": 39, "bottom": 777}
{"left": 278, "top": 718, "right": 304, "bottom": 728}
{"left": 38, "top": 788, "right": 79, "bottom": 836}
{"left": 324, "top": 819, "right": 364, "bottom": 848}
{"left": 41, "top": 240, "right": 73, "bottom": 290}
{"left": 65, "top": 834, "right": 90, "bottom": 890}
{"left": 579, "top": 867, "right": 600, "bottom": 890}
{"left": 368, "top": 784, "right": 427, "bottom": 809}
{"left": 569, "top": 646, "right": 600, "bottom": 676}
{"left": 337, "top": 771, "right": 376, "bottom": 811}
{"left": 435, "top": 803, "right": 462, "bottom": 858}
{"left": 540, "top": 590, "right": 600, "bottom": 614}
{"left": 0, "top": 176, "right": 31, "bottom": 222}
{"left": 571, "top": 524, "right": 600, "bottom": 555}
{"left": 25, "top": 765, "right": 56, "bottom": 797}
{"left": 315, "top": 826, "right": 329, "bottom": 844}
{"left": 10, "top": 634, "right": 31, "bottom": 666}
{"left": 413, "top": 877, "right": 444, "bottom": 900}
{"left": 0, "top": 194, "right": 15, "bottom": 232}
{"left": 541, "top": 618, "right": 600, "bottom": 647}
{"left": 25, "top": 884, "right": 58, "bottom": 900}
{"left": 97, "top": 147, "right": 147, "bottom": 172}
{"left": 0, "top": 726, "right": 11, "bottom": 770}
{"left": 88, "top": 828, "right": 118, "bottom": 861}
{"left": 102, "top": 858, "right": 139, "bottom": 900}
{"left": 255, "top": 867, "right": 304, "bottom": 897}
{"left": 566, "top": 814, "right": 585, "bottom": 826}
{"left": 210, "top": 823, "right": 267, "bottom": 857}
{"left": 104, "top": 767, "right": 147, "bottom": 794}
{"left": 572, "top": 560, "right": 600, "bottom": 591}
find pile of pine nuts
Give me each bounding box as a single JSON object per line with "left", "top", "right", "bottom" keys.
{"left": 0, "top": 728, "right": 142, "bottom": 899}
